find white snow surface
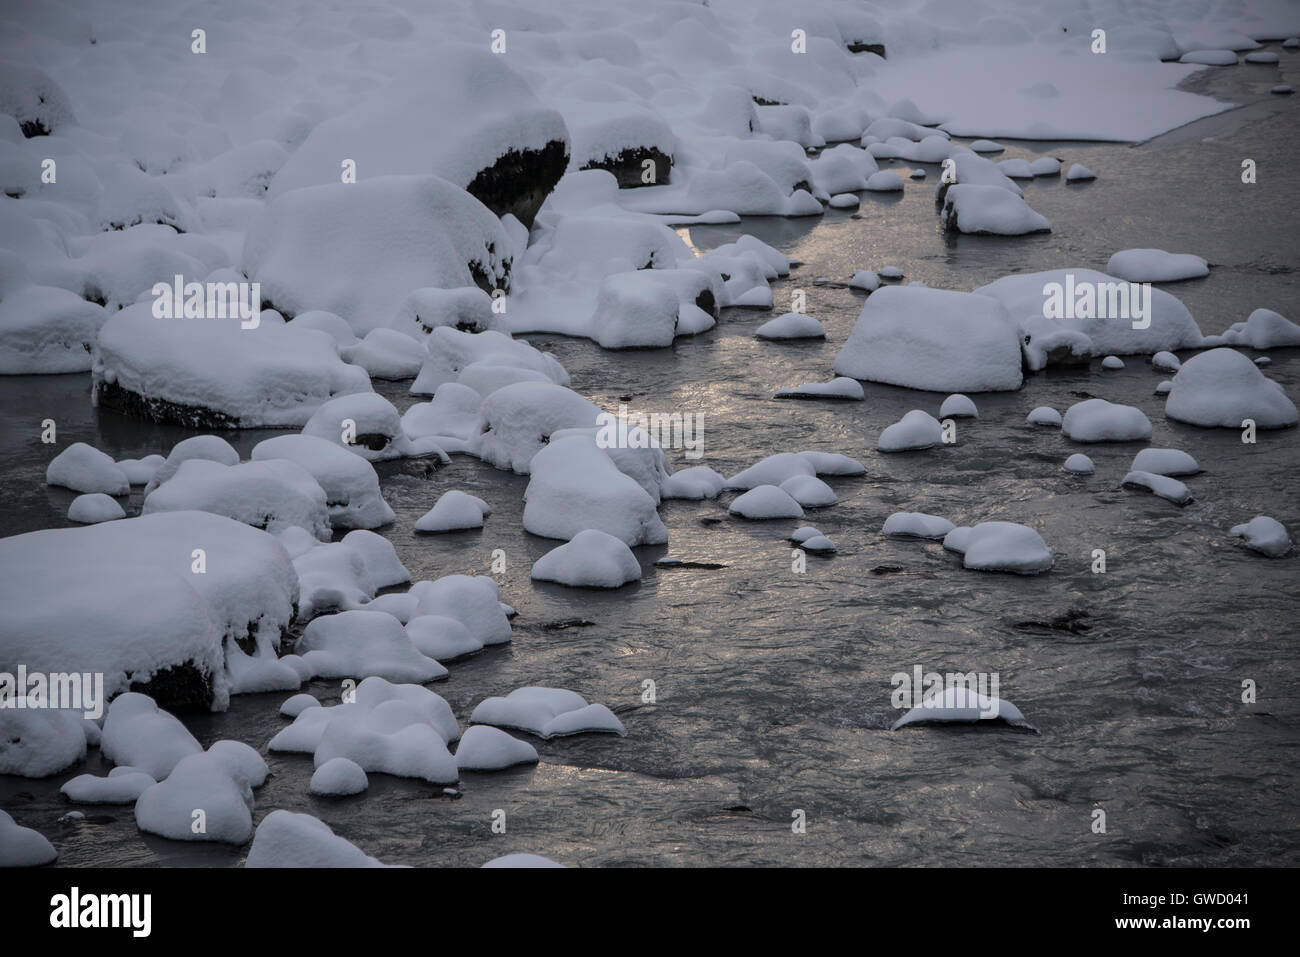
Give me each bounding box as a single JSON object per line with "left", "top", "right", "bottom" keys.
{"left": 1165, "top": 348, "right": 1298, "bottom": 429}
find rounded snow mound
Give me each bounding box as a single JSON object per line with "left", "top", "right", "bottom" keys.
{"left": 1165, "top": 348, "right": 1298, "bottom": 429}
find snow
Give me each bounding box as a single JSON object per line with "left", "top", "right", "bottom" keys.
{"left": 455, "top": 726, "right": 539, "bottom": 772}
{"left": 523, "top": 434, "right": 667, "bottom": 546}
{"left": 302, "top": 392, "right": 443, "bottom": 463}
{"left": 116, "top": 454, "right": 164, "bottom": 486}
{"left": 470, "top": 687, "right": 625, "bottom": 740}
{"left": 1122, "top": 470, "right": 1192, "bottom": 506}
{"left": 755, "top": 312, "right": 825, "bottom": 340}
{"left": 246, "top": 810, "right": 389, "bottom": 868}
{"left": 46, "top": 442, "right": 129, "bottom": 495}
{"left": 2, "top": 512, "right": 299, "bottom": 712}
{"left": 389, "top": 287, "right": 498, "bottom": 338}
{"left": 1152, "top": 351, "right": 1182, "bottom": 372}
{"left": 1066, "top": 163, "right": 1096, "bottom": 182}
{"left": 1107, "top": 249, "right": 1209, "bottom": 282}
{"left": 941, "top": 183, "right": 1049, "bottom": 235}
{"left": 775, "top": 377, "right": 864, "bottom": 401}
{"left": 1179, "top": 50, "right": 1239, "bottom": 65}
{"left": 280, "top": 694, "right": 319, "bottom": 718}
{"left": 835, "top": 285, "right": 1023, "bottom": 392}
{"left": 143, "top": 458, "right": 331, "bottom": 540}
{"left": 725, "top": 453, "right": 817, "bottom": 491}
{"left": 411, "top": 328, "right": 568, "bottom": 396}
{"left": 408, "top": 575, "right": 512, "bottom": 648}
{"left": 878, "top": 410, "right": 944, "bottom": 452}
{"left": 0, "top": 269, "right": 106, "bottom": 373}
{"left": 61, "top": 767, "right": 156, "bottom": 805}
{"left": 1102, "top": 356, "right": 1125, "bottom": 370}
{"left": 296, "top": 610, "right": 447, "bottom": 684}
{"left": 1131, "top": 448, "right": 1200, "bottom": 476}
{"left": 483, "top": 853, "right": 565, "bottom": 868}
{"left": 661, "top": 465, "right": 726, "bottom": 500}
{"left": 849, "top": 270, "right": 880, "bottom": 292}
{"left": 531, "top": 529, "right": 642, "bottom": 589}
{"left": 1064, "top": 453, "right": 1095, "bottom": 475}
{"left": 592, "top": 271, "right": 682, "bottom": 349}
{"left": 798, "top": 451, "right": 866, "bottom": 476}
{"left": 729, "top": 485, "right": 805, "bottom": 520}
{"left": 1062, "top": 399, "right": 1153, "bottom": 443}
{"left": 0, "top": 705, "right": 87, "bottom": 777}
{"left": 1218, "top": 309, "right": 1300, "bottom": 349}
{"left": 0, "top": 809, "right": 56, "bottom": 867}
{"left": 94, "top": 304, "right": 372, "bottom": 429}
{"left": 405, "top": 615, "right": 483, "bottom": 663}
{"left": 975, "top": 268, "right": 1205, "bottom": 359}
{"left": 779, "top": 475, "right": 837, "bottom": 508}
{"left": 1165, "top": 348, "right": 1298, "bottom": 429}
{"left": 251, "top": 434, "right": 394, "bottom": 531}
{"left": 891, "top": 687, "right": 1032, "bottom": 731}
{"left": 829, "top": 193, "right": 860, "bottom": 209}
{"left": 940, "top": 394, "right": 978, "bottom": 418}
{"left": 791, "top": 526, "right": 824, "bottom": 544}
{"left": 477, "top": 382, "right": 602, "bottom": 473}
{"left": 943, "top": 521, "right": 1053, "bottom": 575}
{"left": 415, "top": 490, "right": 491, "bottom": 533}
{"left": 101, "top": 693, "right": 201, "bottom": 781}
{"left": 243, "top": 175, "right": 510, "bottom": 335}
{"left": 145, "top": 435, "right": 240, "bottom": 494}
{"left": 340, "top": 329, "right": 425, "bottom": 381}
{"left": 67, "top": 492, "right": 125, "bottom": 524}
{"left": 883, "top": 512, "right": 955, "bottom": 539}
{"left": 1229, "top": 516, "right": 1292, "bottom": 558}
{"left": 864, "top": 170, "right": 906, "bottom": 192}
{"left": 310, "top": 757, "right": 369, "bottom": 797}
{"left": 1027, "top": 406, "right": 1062, "bottom": 426}
{"left": 969, "top": 140, "right": 1004, "bottom": 153}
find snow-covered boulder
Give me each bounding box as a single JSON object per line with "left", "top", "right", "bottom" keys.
{"left": 410, "top": 327, "right": 568, "bottom": 396}
{"left": 755, "top": 312, "right": 825, "bottom": 339}
{"left": 724, "top": 453, "right": 816, "bottom": 491}
{"left": 1122, "top": 470, "right": 1192, "bottom": 505}
{"left": 244, "top": 175, "right": 512, "bottom": 334}
{"left": 661, "top": 465, "right": 726, "bottom": 500}
{"left": 940, "top": 184, "right": 1049, "bottom": 235}
{"left": 1066, "top": 163, "right": 1096, "bottom": 182}
{"left": 775, "top": 378, "right": 864, "bottom": 400}
{"left": 942, "top": 522, "right": 1053, "bottom": 574}
{"left": 100, "top": 693, "right": 202, "bottom": 781}
{"left": 455, "top": 725, "right": 539, "bottom": 771}
{"left": 0, "top": 810, "right": 55, "bottom": 867}
{"left": 878, "top": 410, "right": 944, "bottom": 451}
{"left": 414, "top": 490, "right": 491, "bottom": 533}
{"left": 1165, "top": 348, "right": 1297, "bottom": 429}
{"left": 531, "top": 528, "right": 641, "bottom": 588}
{"left": 46, "top": 443, "right": 129, "bottom": 495}
{"left": 1107, "top": 248, "right": 1208, "bottom": 282}
{"left": 523, "top": 434, "right": 667, "bottom": 545}
{"left": 798, "top": 451, "right": 866, "bottom": 476}
{"left": 405, "top": 615, "right": 483, "bottom": 663}
{"left": 1026, "top": 406, "right": 1062, "bottom": 426}
{"left": 61, "top": 767, "right": 157, "bottom": 805}
{"left": 93, "top": 304, "right": 371, "bottom": 428}
{"left": 0, "top": 706, "right": 88, "bottom": 777}
{"left": 1101, "top": 355, "right": 1124, "bottom": 370}
{"left": 1063, "top": 454, "right": 1095, "bottom": 475}
{"left": 728, "top": 485, "right": 804, "bottom": 519}
{"left": 68, "top": 493, "right": 126, "bottom": 524}
{"left": 1131, "top": 448, "right": 1200, "bottom": 476}
{"left": 834, "top": 286, "right": 1023, "bottom": 392}
{"left": 251, "top": 434, "right": 394, "bottom": 530}
{"left": 470, "top": 687, "right": 625, "bottom": 739}
{"left": 891, "top": 687, "right": 1033, "bottom": 731}
{"left": 246, "top": 810, "right": 389, "bottom": 868}
{"left": 779, "top": 474, "right": 837, "bottom": 508}
{"left": 389, "top": 287, "right": 499, "bottom": 338}
{"left": 591, "top": 271, "right": 681, "bottom": 348}
{"left": 476, "top": 382, "right": 601, "bottom": 473}
{"left": 145, "top": 435, "right": 239, "bottom": 494}
{"left": 143, "top": 458, "right": 332, "bottom": 539}
{"left": 0, "top": 62, "right": 75, "bottom": 136}
{"left": 883, "top": 512, "right": 955, "bottom": 539}
{"left": 940, "top": 394, "right": 978, "bottom": 418}
{"left": 408, "top": 574, "right": 512, "bottom": 648}
{"left": 302, "top": 392, "right": 442, "bottom": 462}
{"left": 1218, "top": 309, "right": 1300, "bottom": 349}
{"left": 296, "top": 610, "right": 447, "bottom": 683}
{"left": 1061, "top": 399, "right": 1153, "bottom": 442}
{"left": 1229, "top": 516, "right": 1291, "bottom": 558}
{"left": 0, "top": 267, "right": 106, "bottom": 373}
{"left": 340, "top": 328, "right": 425, "bottom": 380}
{"left": 267, "top": 46, "right": 569, "bottom": 229}
{"left": 310, "top": 757, "right": 369, "bottom": 797}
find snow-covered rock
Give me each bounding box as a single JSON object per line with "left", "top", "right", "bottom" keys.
{"left": 755, "top": 312, "right": 825, "bottom": 339}
{"left": 849, "top": 270, "right": 880, "bottom": 292}
{"left": 891, "top": 687, "right": 1033, "bottom": 731}
{"left": 883, "top": 512, "right": 955, "bottom": 539}
{"left": 1165, "top": 348, "right": 1298, "bottom": 429}
{"left": 411, "top": 327, "right": 568, "bottom": 396}
{"left": 1101, "top": 355, "right": 1125, "bottom": 370}
{"left": 135, "top": 748, "right": 255, "bottom": 843}
{"left": 0, "top": 706, "right": 87, "bottom": 777}
{"left": 405, "top": 615, "right": 483, "bottom": 663}
{"left": 531, "top": 529, "right": 641, "bottom": 588}
{"left": 408, "top": 575, "right": 512, "bottom": 648}
{"left": 310, "top": 757, "right": 369, "bottom": 796}
{"left": 0, "top": 809, "right": 55, "bottom": 867}
{"left": 246, "top": 810, "right": 389, "bottom": 868}
{"left": 1061, "top": 399, "right": 1153, "bottom": 442}
{"left": 477, "top": 382, "right": 601, "bottom": 473}
{"left": 775, "top": 378, "right": 865, "bottom": 401}
{"left": 143, "top": 458, "right": 332, "bottom": 539}
{"left": 591, "top": 271, "right": 681, "bottom": 349}
{"left": 835, "top": 286, "right": 1023, "bottom": 392}
{"left": 940, "top": 183, "right": 1049, "bottom": 235}
{"left": 878, "top": 410, "right": 944, "bottom": 451}
{"left": 1026, "top": 406, "right": 1062, "bottom": 426}
{"left": 251, "top": 434, "right": 394, "bottom": 530}
{"left": 296, "top": 610, "right": 447, "bottom": 683}
{"left": 729, "top": 484, "right": 804, "bottom": 520}
{"left": 61, "top": 767, "right": 156, "bottom": 805}
{"left": 1152, "top": 351, "right": 1182, "bottom": 372}
{"left": 1063, "top": 453, "right": 1095, "bottom": 475}
{"left": 1218, "top": 309, "right": 1300, "bottom": 349}
{"left": 661, "top": 466, "right": 726, "bottom": 500}
{"left": 1122, "top": 470, "right": 1192, "bottom": 505}
{"left": 1131, "top": 448, "right": 1200, "bottom": 476}
{"left": 470, "top": 687, "right": 625, "bottom": 739}
{"left": 939, "top": 394, "right": 978, "bottom": 418}
{"left": 1107, "top": 248, "right": 1208, "bottom": 282}
{"left": 414, "top": 490, "right": 491, "bottom": 533}
{"left": 302, "top": 392, "right": 442, "bottom": 462}
{"left": 46, "top": 443, "right": 129, "bottom": 495}
{"left": 0, "top": 266, "right": 106, "bottom": 373}
{"left": 943, "top": 522, "right": 1053, "bottom": 574}
{"left": 340, "top": 328, "right": 425, "bottom": 380}
{"left": 455, "top": 726, "right": 539, "bottom": 772}
{"left": 1229, "top": 516, "right": 1291, "bottom": 558}
{"left": 724, "top": 453, "right": 816, "bottom": 490}
{"left": 798, "top": 451, "right": 866, "bottom": 476}
{"left": 1066, "top": 163, "right": 1096, "bottom": 182}
{"left": 67, "top": 492, "right": 126, "bottom": 524}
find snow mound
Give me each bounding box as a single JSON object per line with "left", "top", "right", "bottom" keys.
{"left": 296, "top": 610, "right": 447, "bottom": 684}
{"left": 46, "top": 443, "right": 129, "bottom": 495}
{"left": 310, "top": 757, "right": 369, "bottom": 797}
{"left": 531, "top": 529, "right": 641, "bottom": 588}
{"left": 943, "top": 522, "right": 1053, "bottom": 574}
{"left": 251, "top": 434, "right": 394, "bottom": 531}
{"left": 661, "top": 466, "right": 725, "bottom": 500}
{"left": 470, "top": 687, "right": 625, "bottom": 739}
{"left": 891, "top": 687, "right": 1033, "bottom": 731}
{"left": 883, "top": 512, "right": 955, "bottom": 539}
{"left": 775, "top": 378, "right": 864, "bottom": 400}
{"left": 1131, "top": 448, "right": 1200, "bottom": 476}
{"left": 1061, "top": 399, "right": 1153, "bottom": 442}
{"left": 0, "top": 705, "right": 87, "bottom": 777}
{"left": 143, "top": 458, "right": 332, "bottom": 540}
{"left": 61, "top": 767, "right": 156, "bottom": 805}
{"left": 135, "top": 748, "right": 255, "bottom": 843}
{"left": 779, "top": 474, "right": 837, "bottom": 508}
{"left": 1107, "top": 248, "right": 1208, "bottom": 282}
{"left": 1165, "top": 348, "right": 1298, "bottom": 429}
{"left": 940, "top": 394, "right": 978, "bottom": 418}
{"left": 879, "top": 410, "right": 944, "bottom": 452}
{"left": 246, "top": 810, "right": 389, "bottom": 868}
{"left": 0, "top": 809, "right": 55, "bottom": 867}
{"left": 835, "top": 286, "right": 1023, "bottom": 392}
{"left": 941, "top": 184, "right": 1049, "bottom": 235}
{"left": 415, "top": 490, "right": 491, "bottom": 533}
{"left": 1122, "top": 470, "right": 1192, "bottom": 506}
{"left": 1229, "top": 516, "right": 1291, "bottom": 558}
{"left": 1064, "top": 453, "right": 1095, "bottom": 475}
{"left": 455, "top": 726, "right": 539, "bottom": 772}
{"left": 755, "top": 312, "right": 825, "bottom": 340}
{"left": 1218, "top": 309, "right": 1300, "bottom": 349}
{"left": 477, "top": 382, "right": 602, "bottom": 473}
{"left": 1027, "top": 406, "right": 1062, "bottom": 426}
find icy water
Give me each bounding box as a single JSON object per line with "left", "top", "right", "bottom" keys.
{"left": 3, "top": 54, "right": 1298, "bottom": 867}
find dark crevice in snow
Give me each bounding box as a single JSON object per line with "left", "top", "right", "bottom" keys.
{"left": 581, "top": 146, "right": 673, "bottom": 189}
{"left": 464, "top": 139, "right": 569, "bottom": 229}
{"left": 95, "top": 379, "right": 239, "bottom": 429}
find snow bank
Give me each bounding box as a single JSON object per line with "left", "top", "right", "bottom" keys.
{"left": 532, "top": 529, "right": 641, "bottom": 588}
{"left": 1165, "top": 348, "right": 1298, "bottom": 429}
{"left": 835, "top": 286, "right": 1023, "bottom": 392}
